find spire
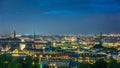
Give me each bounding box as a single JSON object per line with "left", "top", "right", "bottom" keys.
{"left": 34, "top": 32, "right": 36, "bottom": 41}
{"left": 99, "top": 32, "right": 103, "bottom": 45}
{"left": 33, "top": 32, "right": 36, "bottom": 48}
{"left": 13, "top": 30, "right": 16, "bottom": 38}
{"left": 93, "top": 32, "right": 104, "bottom": 48}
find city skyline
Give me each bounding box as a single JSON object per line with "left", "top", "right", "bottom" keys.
{"left": 0, "top": 0, "right": 120, "bottom": 34}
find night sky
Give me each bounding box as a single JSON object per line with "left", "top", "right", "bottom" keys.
{"left": 0, "top": 0, "right": 120, "bottom": 35}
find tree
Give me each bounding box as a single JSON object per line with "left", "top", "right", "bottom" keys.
{"left": 32, "top": 63, "right": 39, "bottom": 68}
{"left": 77, "top": 63, "right": 91, "bottom": 68}
{"left": 14, "top": 63, "right": 23, "bottom": 68}
{"left": 43, "top": 65, "right": 49, "bottom": 68}
{"left": 8, "top": 62, "right": 16, "bottom": 68}
{"left": 93, "top": 59, "right": 107, "bottom": 68}
{"left": 0, "top": 54, "right": 12, "bottom": 68}
{"left": 20, "top": 56, "right": 33, "bottom": 68}
{"left": 108, "top": 58, "right": 119, "bottom": 68}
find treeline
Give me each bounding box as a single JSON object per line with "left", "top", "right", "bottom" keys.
{"left": 0, "top": 54, "right": 120, "bottom": 68}
{"left": 0, "top": 54, "right": 40, "bottom": 68}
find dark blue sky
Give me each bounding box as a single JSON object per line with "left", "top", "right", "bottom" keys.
{"left": 0, "top": 0, "right": 120, "bottom": 35}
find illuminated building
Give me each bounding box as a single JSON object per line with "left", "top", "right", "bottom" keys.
{"left": 20, "top": 43, "right": 26, "bottom": 50}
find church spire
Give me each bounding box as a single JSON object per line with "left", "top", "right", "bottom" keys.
{"left": 99, "top": 32, "right": 103, "bottom": 45}
{"left": 34, "top": 32, "right": 36, "bottom": 41}
{"left": 13, "top": 30, "right": 16, "bottom": 38}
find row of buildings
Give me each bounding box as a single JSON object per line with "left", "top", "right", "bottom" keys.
{"left": 0, "top": 31, "right": 120, "bottom": 67}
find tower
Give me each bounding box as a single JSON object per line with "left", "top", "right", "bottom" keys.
{"left": 93, "top": 32, "right": 104, "bottom": 48}
{"left": 12, "top": 30, "right": 16, "bottom": 38}
{"left": 99, "top": 32, "right": 103, "bottom": 45}
{"left": 34, "top": 32, "right": 36, "bottom": 41}
{"left": 32, "top": 32, "right": 36, "bottom": 48}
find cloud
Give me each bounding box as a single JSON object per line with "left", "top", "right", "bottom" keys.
{"left": 89, "top": 0, "right": 120, "bottom": 11}
{"left": 0, "top": 0, "right": 120, "bottom": 15}
{"left": 0, "top": 0, "right": 120, "bottom": 34}
{"left": 41, "top": 0, "right": 120, "bottom": 15}
{"left": 43, "top": 10, "right": 86, "bottom": 16}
